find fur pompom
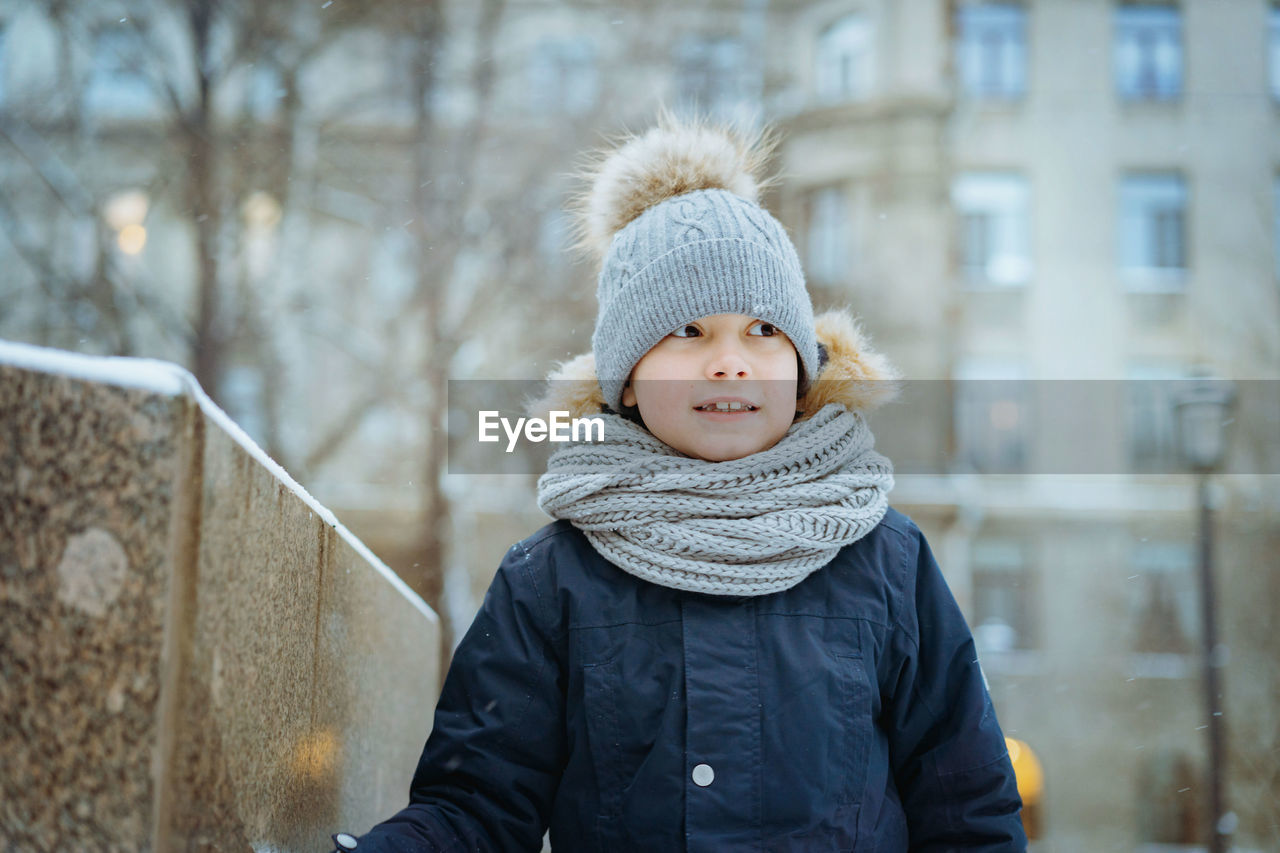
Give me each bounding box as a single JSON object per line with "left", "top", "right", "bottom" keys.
{"left": 565, "top": 104, "right": 785, "bottom": 269}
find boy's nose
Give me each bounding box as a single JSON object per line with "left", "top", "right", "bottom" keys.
{"left": 706, "top": 348, "right": 751, "bottom": 379}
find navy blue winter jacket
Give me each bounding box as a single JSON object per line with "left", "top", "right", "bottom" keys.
{"left": 344, "top": 507, "right": 1025, "bottom": 851}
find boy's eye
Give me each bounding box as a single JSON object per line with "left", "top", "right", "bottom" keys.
{"left": 670, "top": 321, "right": 778, "bottom": 338}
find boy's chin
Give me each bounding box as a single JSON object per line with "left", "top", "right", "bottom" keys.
{"left": 677, "top": 436, "right": 778, "bottom": 462}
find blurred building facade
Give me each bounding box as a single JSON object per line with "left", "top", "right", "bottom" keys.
{"left": 2, "top": 0, "right": 1278, "bottom": 848}
{"left": 765, "top": 0, "right": 1280, "bottom": 848}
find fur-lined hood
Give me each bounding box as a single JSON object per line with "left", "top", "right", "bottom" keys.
{"left": 524, "top": 306, "right": 902, "bottom": 423}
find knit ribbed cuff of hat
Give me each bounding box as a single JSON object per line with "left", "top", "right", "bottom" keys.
{"left": 591, "top": 237, "right": 820, "bottom": 413}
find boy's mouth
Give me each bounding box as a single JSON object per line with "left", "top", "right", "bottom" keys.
{"left": 693, "top": 399, "right": 759, "bottom": 413}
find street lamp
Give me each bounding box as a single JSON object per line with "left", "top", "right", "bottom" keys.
{"left": 1171, "top": 373, "right": 1236, "bottom": 853}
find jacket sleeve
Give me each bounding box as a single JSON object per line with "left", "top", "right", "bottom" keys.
{"left": 880, "top": 525, "right": 1027, "bottom": 851}
{"left": 348, "top": 542, "right": 567, "bottom": 853}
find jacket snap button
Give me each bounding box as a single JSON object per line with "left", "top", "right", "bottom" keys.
{"left": 692, "top": 763, "right": 715, "bottom": 787}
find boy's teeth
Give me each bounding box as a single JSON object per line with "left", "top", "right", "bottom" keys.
{"left": 699, "top": 402, "right": 753, "bottom": 411}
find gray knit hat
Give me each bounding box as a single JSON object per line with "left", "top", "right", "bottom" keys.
{"left": 570, "top": 110, "right": 820, "bottom": 414}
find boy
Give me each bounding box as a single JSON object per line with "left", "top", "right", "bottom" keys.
{"left": 332, "top": 110, "right": 1025, "bottom": 851}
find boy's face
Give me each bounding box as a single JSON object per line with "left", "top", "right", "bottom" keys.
{"left": 620, "top": 313, "right": 799, "bottom": 462}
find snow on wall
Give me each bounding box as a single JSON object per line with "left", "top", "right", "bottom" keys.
{"left": 0, "top": 339, "right": 188, "bottom": 395}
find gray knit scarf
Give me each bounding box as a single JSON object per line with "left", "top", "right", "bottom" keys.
{"left": 535, "top": 402, "right": 895, "bottom": 596}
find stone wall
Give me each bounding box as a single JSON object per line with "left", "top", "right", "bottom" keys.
{"left": 0, "top": 342, "right": 440, "bottom": 851}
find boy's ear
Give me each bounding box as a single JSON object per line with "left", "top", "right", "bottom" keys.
{"left": 795, "top": 343, "right": 829, "bottom": 399}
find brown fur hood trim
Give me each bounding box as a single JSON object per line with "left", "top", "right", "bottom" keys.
{"left": 523, "top": 307, "right": 902, "bottom": 423}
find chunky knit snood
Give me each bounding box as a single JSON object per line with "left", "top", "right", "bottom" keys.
{"left": 535, "top": 402, "right": 894, "bottom": 596}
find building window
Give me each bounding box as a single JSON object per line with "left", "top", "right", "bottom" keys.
{"left": 102, "top": 189, "right": 150, "bottom": 259}
{"left": 1119, "top": 173, "right": 1187, "bottom": 288}
{"left": 1129, "top": 540, "right": 1195, "bottom": 656}
{"left": 955, "top": 4, "right": 1027, "bottom": 99}
{"left": 241, "top": 191, "right": 283, "bottom": 281}
{"left": 1269, "top": 8, "right": 1280, "bottom": 101}
{"left": 970, "top": 538, "right": 1035, "bottom": 653}
{"left": 675, "top": 34, "right": 749, "bottom": 120}
{"left": 248, "top": 63, "right": 286, "bottom": 121}
{"left": 815, "top": 14, "right": 875, "bottom": 103}
{"left": 1136, "top": 750, "right": 1199, "bottom": 843}
{"left": 527, "top": 36, "right": 597, "bottom": 116}
{"left": 85, "top": 27, "right": 158, "bottom": 117}
{"left": 1128, "top": 539, "right": 1196, "bottom": 680}
{"left": 805, "top": 185, "right": 850, "bottom": 284}
{"left": 951, "top": 173, "right": 1032, "bottom": 286}
{"left": 1126, "top": 362, "right": 1189, "bottom": 473}
{"left": 1114, "top": 5, "right": 1182, "bottom": 101}
{"left": 952, "top": 358, "right": 1030, "bottom": 474}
